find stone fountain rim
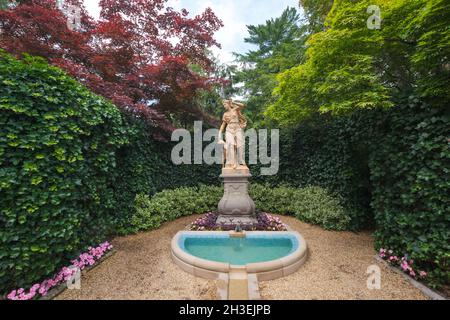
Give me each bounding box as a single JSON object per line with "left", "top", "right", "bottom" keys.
{"left": 171, "top": 231, "right": 308, "bottom": 282}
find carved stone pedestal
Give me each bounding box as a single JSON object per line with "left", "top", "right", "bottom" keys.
{"left": 217, "top": 167, "right": 257, "bottom": 227}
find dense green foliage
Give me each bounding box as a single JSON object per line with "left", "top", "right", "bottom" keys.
{"left": 0, "top": 0, "right": 9, "bottom": 10}
{"left": 131, "top": 185, "right": 223, "bottom": 233}
{"left": 299, "top": 0, "right": 334, "bottom": 33}
{"left": 267, "top": 120, "right": 371, "bottom": 229}
{"left": 267, "top": 0, "right": 449, "bottom": 124}
{"left": 0, "top": 52, "right": 128, "bottom": 291}
{"left": 267, "top": 0, "right": 390, "bottom": 124}
{"left": 113, "top": 118, "right": 219, "bottom": 234}
{"left": 131, "top": 184, "right": 350, "bottom": 232}
{"left": 195, "top": 55, "right": 239, "bottom": 122}
{"left": 369, "top": 96, "right": 450, "bottom": 286}
{"left": 256, "top": 0, "right": 450, "bottom": 286}
{"left": 251, "top": 184, "right": 350, "bottom": 230}
{"left": 233, "top": 7, "right": 308, "bottom": 126}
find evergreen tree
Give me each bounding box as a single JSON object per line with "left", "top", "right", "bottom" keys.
{"left": 233, "top": 7, "right": 308, "bottom": 127}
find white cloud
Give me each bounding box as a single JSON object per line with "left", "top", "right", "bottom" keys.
{"left": 83, "top": 0, "right": 100, "bottom": 19}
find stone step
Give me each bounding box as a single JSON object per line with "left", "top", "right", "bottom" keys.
{"left": 225, "top": 267, "right": 261, "bottom": 300}
{"left": 228, "top": 270, "right": 249, "bottom": 300}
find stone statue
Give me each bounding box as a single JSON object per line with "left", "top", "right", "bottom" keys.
{"left": 217, "top": 99, "right": 256, "bottom": 222}
{"left": 218, "top": 99, "right": 247, "bottom": 170}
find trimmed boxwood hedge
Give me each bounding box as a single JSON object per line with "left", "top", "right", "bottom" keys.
{"left": 0, "top": 52, "right": 128, "bottom": 292}
{"left": 131, "top": 185, "right": 223, "bottom": 232}
{"left": 130, "top": 184, "right": 350, "bottom": 233}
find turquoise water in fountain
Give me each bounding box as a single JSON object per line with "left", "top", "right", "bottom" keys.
{"left": 180, "top": 233, "right": 299, "bottom": 266}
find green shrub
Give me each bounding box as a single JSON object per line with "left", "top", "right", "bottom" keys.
{"left": 250, "top": 184, "right": 350, "bottom": 230}
{"left": 129, "top": 185, "right": 222, "bottom": 233}
{"left": 131, "top": 184, "right": 350, "bottom": 232}
{"left": 250, "top": 184, "right": 299, "bottom": 215}
{"left": 294, "top": 186, "right": 350, "bottom": 231}
{"left": 132, "top": 194, "right": 164, "bottom": 231}
{"left": 0, "top": 52, "right": 128, "bottom": 293}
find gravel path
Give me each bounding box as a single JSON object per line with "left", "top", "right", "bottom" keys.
{"left": 58, "top": 215, "right": 427, "bottom": 300}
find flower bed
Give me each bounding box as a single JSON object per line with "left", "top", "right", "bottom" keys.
{"left": 379, "top": 248, "right": 428, "bottom": 281}
{"left": 5, "top": 242, "right": 113, "bottom": 300}
{"left": 190, "top": 212, "right": 288, "bottom": 231}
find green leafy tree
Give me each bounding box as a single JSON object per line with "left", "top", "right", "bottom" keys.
{"left": 299, "top": 0, "right": 334, "bottom": 33}
{"left": 234, "top": 7, "right": 308, "bottom": 127}
{"left": 267, "top": 0, "right": 450, "bottom": 125}
{"left": 0, "top": 0, "right": 12, "bottom": 10}
{"left": 195, "top": 55, "right": 239, "bottom": 123}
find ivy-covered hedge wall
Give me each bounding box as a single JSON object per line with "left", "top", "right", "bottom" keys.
{"left": 112, "top": 117, "right": 220, "bottom": 234}
{"left": 267, "top": 96, "right": 449, "bottom": 286}
{"left": 0, "top": 52, "right": 128, "bottom": 292}
{"left": 369, "top": 96, "right": 450, "bottom": 286}
{"left": 263, "top": 117, "right": 372, "bottom": 230}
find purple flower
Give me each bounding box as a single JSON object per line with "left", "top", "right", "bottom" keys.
{"left": 189, "top": 212, "right": 287, "bottom": 232}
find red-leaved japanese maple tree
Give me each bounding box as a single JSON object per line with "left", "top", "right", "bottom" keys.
{"left": 0, "top": 0, "right": 224, "bottom": 134}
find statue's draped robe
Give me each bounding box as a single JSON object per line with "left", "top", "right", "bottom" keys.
{"left": 223, "top": 110, "right": 246, "bottom": 167}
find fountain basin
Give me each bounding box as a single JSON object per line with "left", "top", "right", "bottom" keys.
{"left": 171, "top": 231, "right": 308, "bottom": 281}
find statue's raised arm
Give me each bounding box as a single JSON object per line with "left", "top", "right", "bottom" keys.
{"left": 232, "top": 101, "right": 246, "bottom": 111}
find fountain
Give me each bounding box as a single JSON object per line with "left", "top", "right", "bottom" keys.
{"left": 171, "top": 231, "right": 307, "bottom": 281}
{"left": 170, "top": 100, "right": 308, "bottom": 289}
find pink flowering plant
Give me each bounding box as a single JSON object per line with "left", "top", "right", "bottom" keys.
{"left": 5, "top": 241, "right": 113, "bottom": 300}
{"left": 190, "top": 212, "right": 288, "bottom": 231}
{"left": 379, "top": 248, "right": 428, "bottom": 281}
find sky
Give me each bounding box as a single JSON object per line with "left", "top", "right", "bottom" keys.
{"left": 83, "top": 0, "right": 302, "bottom": 64}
